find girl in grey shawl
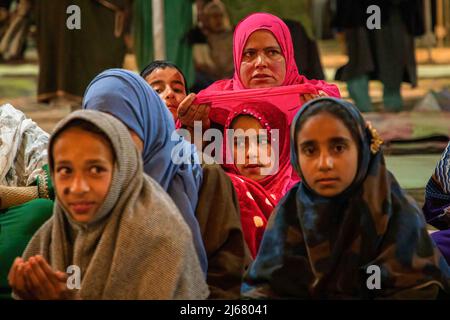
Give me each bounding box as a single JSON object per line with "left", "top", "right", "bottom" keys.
{"left": 8, "top": 110, "right": 209, "bottom": 300}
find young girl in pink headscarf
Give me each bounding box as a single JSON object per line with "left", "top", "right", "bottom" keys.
{"left": 221, "top": 101, "right": 299, "bottom": 257}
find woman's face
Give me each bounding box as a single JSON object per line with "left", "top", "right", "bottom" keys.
{"left": 296, "top": 112, "right": 358, "bottom": 197}
{"left": 231, "top": 115, "right": 273, "bottom": 181}
{"left": 53, "top": 127, "right": 114, "bottom": 223}
{"left": 145, "top": 67, "right": 187, "bottom": 120}
{"left": 239, "top": 30, "right": 286, "bottom": 89}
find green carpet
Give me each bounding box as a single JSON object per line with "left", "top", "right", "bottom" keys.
{"left": 385, "top": 154, "right": 442, "bottom": 208}
{"left": 0, "top": 76, "right": 36, "bottom": 99}
{"left": 0, "top": 64, "right": 38, "bottom": 76}
{"left": 385, "top": 154, "right": 441, "bottom": 189}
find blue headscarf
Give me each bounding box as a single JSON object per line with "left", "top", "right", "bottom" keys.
{"left": 82, "top": 69, "right": 207, "bottom": 274}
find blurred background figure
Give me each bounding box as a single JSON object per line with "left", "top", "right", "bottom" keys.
{"left": 33, "top": 0, "right": 130, "bottom": 109}
{"left": 188, "top": 0, "right": 233, "bottom": 92}
{"left": 0, "top": 0, "right": 11, "bottom": 34}
{"left": 311, "top": 0, "right": 335, "bottom": 41}
{"left": 0, "top": 1, "right": 13, "bottom": 53}
{"left": 333, "top": 0, "right": 425, "bottom": 112}
{"left": 0, "top": 0, "right": 29, "bottom": 62}
{"left": 133, "top": 0, "right": 194, "bottom": 89}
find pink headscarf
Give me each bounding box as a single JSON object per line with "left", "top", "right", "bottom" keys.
{"left": 221, "top": 102, "right": 300, "bottom": 257}
{"left": 222, "top": 101, "right": 299, "bottom": 199}
{"left": 195, "top": 12, "right": 340, "bottom": 125}
{"left": 232, "top": 12, "right": 308, "bottom": 89}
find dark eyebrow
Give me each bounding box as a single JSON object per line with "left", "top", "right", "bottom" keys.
{"left": 243, "top": 46, "right": 281, "bottom": 52}
{"left": 149, "top": 80, "right": 165, "bottom": 86}
{"left": 171, "top": 80, "right": 185, "bottom": 87}
{"left": 264, "top": 46, "right": 281, "bottom": 50}
{"left": 85, "top": 159, "right": 110, "bottom": 165}
{"left": 298, "top": 140, "right": 316, "bottom": 148}
{"left": 54, "top": 160, "right": 72, "bottom": 166}
{"left": 55, "top": 159, "right": 109, "bottom": 166}
{"left": 329, "top": 137, "right": 352, "bottom": 144}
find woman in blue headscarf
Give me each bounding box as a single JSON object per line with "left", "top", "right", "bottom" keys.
{"left": 82, "top": 69, "right": 207, "bottom": 274}
{"left": 242, "top": 97, "right": 450, "bottom": 299}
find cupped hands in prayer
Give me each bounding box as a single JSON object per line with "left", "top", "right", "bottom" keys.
{"left": 8, "top": 255, "right": 79, "bottom": 300}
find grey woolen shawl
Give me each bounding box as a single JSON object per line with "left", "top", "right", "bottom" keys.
{"left": 18, "top": 110, "right": 209, "bottom": 299}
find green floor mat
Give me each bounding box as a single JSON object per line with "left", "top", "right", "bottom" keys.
{"left": 385, "top": 154, "right": 441, "bottom": 189}
{"left": 0, "top": 76, "right": 37, "bottom": 99}
{"left": 385, "top": 154, "right": 443, "bottom": 207}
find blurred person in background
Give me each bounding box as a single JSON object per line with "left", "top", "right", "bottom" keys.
{"left": 33, "top": 0, "right": 130, "bottom": 109}
{"left": 333, "top": 0, "right": 425, "bottom": 112}
{"left": 188, "top": 0, "right": 234, "bottom": 92}
{"left": 0, "top": 0, "right": 30, "bottom": 62}
{"left": 133, "top": 0, "right": 195, "bottom": 89}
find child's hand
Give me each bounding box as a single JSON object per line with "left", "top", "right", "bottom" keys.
{"left": 8, "top": 258, "right": 35, "bottom": 300}
{"left": 8, "top": 255, "right": 75, "bottom": 300}
{"left": 23, "top": 255, "right": 72, "bottom": 300}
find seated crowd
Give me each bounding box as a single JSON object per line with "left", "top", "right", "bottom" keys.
{"left": 1, "top": 13, "right": 450, "bottom": 300}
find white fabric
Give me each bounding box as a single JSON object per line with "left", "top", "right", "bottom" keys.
{"left": 0, "top": 104, "right": 49, "bottom": 186}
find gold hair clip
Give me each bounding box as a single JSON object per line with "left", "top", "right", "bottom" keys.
{"left": 366, "top": 121, "right": 383, "bottom": 154}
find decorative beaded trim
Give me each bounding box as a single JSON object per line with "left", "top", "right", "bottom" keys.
{"left": 225, "top": 108, "right": 274, "bottom": 140}
{"left": 366, "top": 121, "right": 383, "bottom": 154}
{"left": 37, "top": 171, "right": 50, "bottom": 199}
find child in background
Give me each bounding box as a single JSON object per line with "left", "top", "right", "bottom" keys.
{"left": 141, "top": 60, "right": 210, "bottom": 143}
{"left": 141, "top": 60, "right": 190, "bottom": 121}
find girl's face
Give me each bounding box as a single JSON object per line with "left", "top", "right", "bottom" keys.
{"left": 296, "top": 112, "right": 358, "bottom": 197}
{"left": 145, "top": 67, "right": 187, "bottom": 121}
{"left": 53, "top": 127, "right": 114, "bottom": 223}
{"left": 239, "top": 30, "right": 286, "bottom": 89}
{"left": 231, "top": 115, "right": 273, "bottom": 181}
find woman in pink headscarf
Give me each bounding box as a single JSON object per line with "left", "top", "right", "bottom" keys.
{"left": 221, "top": 101, "right": 299, "bottom": 257}
{"left": 177, "top": 12, "right": 340, "bottom": 131}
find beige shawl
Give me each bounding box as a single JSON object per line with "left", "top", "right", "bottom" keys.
{"left": 19, "top": 110, "right": 209, "bottom": 300}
